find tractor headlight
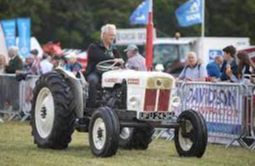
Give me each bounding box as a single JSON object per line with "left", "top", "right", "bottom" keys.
{"left": 172, "top": 96, "right": 181, "bottom": 107}
{"left": 128, "top": 96, "right": 140, "bottom": 110}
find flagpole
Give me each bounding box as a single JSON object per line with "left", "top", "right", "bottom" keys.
{"left": 200, "top": 0, "right": 205, "bottom": 63}
{"left": 201, "top": 0, "right": 205, "bottom": 37}
{"left": 146, "top": 0, "right": 153, "bottom": 70}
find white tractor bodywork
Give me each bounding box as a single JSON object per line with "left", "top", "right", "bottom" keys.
{"left": 102, "top": 69, "right": 176, "bottom": 120}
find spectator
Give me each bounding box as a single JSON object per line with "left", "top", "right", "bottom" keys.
{"left": 51, "top": 56, "right": 61, "bottom": 69}
{"left": 30, "top": 49, "right": 41, "bottom": 75}
{"left": 206, "top": 55, "right": 223, "bottom": 79}
{"left": 220, "top": 45, "right": 238, "bottom": 82}
{"left": 124, "top": 44, "right": 146, "bottom": 71}
{"left": 40, "top": 53, "right": 53, "bottom": 74}
{"left": 5, "top": 46, "right": 23, "bottom": 74}
{"left": 0, "top": 54, "right": 6, "bottom": 74}
{"left": 23, "top": 56, "right": 34, "bottom": 73}
{"left": 85, "top": 24, "right": 123, "bottom": 107}
{"left": 174, "top": 32, "right": 181, "bottom": 40}
{"left": 65, "top": 53, "right": 82, "bottom": 77}
{"left": 178, "top": 51, "right": 207, "bottom": 81}
{"left": 235, "top": 51, "right": 255, "bottom": 83}
{"left": 237, "top": 51, "right": 255, "bottom": 74}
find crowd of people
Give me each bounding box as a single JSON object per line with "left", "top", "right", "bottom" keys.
{"left": 178, "top": 45, "right": 255, "bottom": 84}
{"left": 0, "top": 23, "right": 254, "bottom": 86}
{"left": 0, "top": 46, "right": 86, "bottom": 121}
{"left": 0, "top": 46, "right": 83, "bottom": 77}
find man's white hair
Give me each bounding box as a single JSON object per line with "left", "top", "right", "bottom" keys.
{"left": 100, "top": 24, "right": 116, "bottom": 40}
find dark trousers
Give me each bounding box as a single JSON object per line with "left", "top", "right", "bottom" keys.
{"left": 87, "top": 72, "right": 100, "bottom": 107}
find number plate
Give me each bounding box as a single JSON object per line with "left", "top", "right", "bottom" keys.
{"left": 138, "top": 112, "right": 175, "bottom": 121}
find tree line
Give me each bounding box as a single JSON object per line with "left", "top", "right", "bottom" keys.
{"left": 1, "top": 0, "right": 254, "bottom": 49}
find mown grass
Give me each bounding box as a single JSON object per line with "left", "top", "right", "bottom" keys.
{"left": 0, "top": 122, "right": 254, "bottom": 166}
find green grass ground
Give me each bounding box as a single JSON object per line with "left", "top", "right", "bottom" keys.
{"left": 0, "top": 122, "right": 254, "bottom": 166}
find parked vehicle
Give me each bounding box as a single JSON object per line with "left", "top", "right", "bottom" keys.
{"left": 115, "top": 28, "right": 250, "bottom": 75}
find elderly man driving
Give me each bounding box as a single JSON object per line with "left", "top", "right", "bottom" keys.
{"left": 85, "top": 24, "right": 123, "bottom": 107}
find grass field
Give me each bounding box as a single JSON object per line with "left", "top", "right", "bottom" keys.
{"left": 0, "top": 122, "right": 254, "bottom": 166}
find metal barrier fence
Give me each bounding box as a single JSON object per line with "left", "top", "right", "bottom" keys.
{"left": 1, "top": 74, "right": 254, "bottom": 149}
{"left": 180, "top": 82, "right": 244, "bottom": 142}
{"left": 19, "top": 75, "right": 39, "bottom": 121}
{"left": 0, "top": 74, "right": 39, "bottom": 122}
{"left": 0, "top": 74, "right": 20, "bottom": 121}
{"left": 241, "top": 85, "right": 255, "bottom": 150}
{"left": 154, "top": 81, "right": 255, "bottom": 149}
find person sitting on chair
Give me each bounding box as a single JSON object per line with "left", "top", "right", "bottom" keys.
{"left": 85, "top": 24, "right": 123, "bottom": 107}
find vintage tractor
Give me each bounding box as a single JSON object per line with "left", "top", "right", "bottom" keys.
{"left": 31, "top": 59, "right": 208, "bottom": 158}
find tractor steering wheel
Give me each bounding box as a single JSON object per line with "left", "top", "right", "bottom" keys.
{"left": 96, "top": 59, "right": 123, "bottom": 72}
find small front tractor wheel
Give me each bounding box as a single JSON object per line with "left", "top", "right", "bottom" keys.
{"left": 89, "top": 106, "right": 120, "bottom": 157}
{"left": 174, "top": 110, "right": 208, "bottom": 158}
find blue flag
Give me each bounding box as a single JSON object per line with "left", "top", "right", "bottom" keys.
{"left": 175, "top": 0, "right": 202, "bottom": 27}
{"left": 1, "top": 19, "right": 16, "bottom": 48}
{"left": 130, "top": 0, "right": 150, "bottom": 25}
{"left": 17, "top": 18, "right": 31, "bottom": 58}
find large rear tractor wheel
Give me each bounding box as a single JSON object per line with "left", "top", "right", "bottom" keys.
{"left": 31, "top": 72, "right": 75, "bottom": 149}
{"left": 131, "top": 127, "right": 154, "bottom": 150}
{"left": 119, "top": 127, "right": 134, "bottom": 149}
{"left": 89, "top": 106, "right": 120, "bottom": 157}
{"left": 174, "top": 110, "right": 208, "bottom": 158}
{"left": 119, "top": 127, "right": 154, "bottom": 150}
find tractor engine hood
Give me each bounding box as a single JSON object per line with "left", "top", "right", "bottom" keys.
{"left": 102, "top": 69, "right": 175, "bottom": 89}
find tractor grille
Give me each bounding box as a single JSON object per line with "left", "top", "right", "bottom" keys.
{"left": 158, "top": 89, "right": 170, "bottom": 111}
{"left": 143, "top": 77, "right": 172, "bottom": 112}
{"left": 144, "top": 89, "right": 157, "bottom": 111}
{"left": 144, "top": 89, "right": 170, "bottom": 112}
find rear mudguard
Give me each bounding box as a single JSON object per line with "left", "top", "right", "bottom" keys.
{"left": 55, "top": 68, "right": 85, "bottom": 118}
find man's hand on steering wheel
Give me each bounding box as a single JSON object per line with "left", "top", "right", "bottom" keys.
{"left": 114, "top": 58, "right": 124, "bottom": 65}
{"left": 96, "top": 58, "right": 124, "bottom": 71}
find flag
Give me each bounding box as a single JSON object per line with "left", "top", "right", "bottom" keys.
{"left": 17, "top": 18, "right": 31, "bottom": 58}
{"left": 175, "top": 0, "right": 202, "bottom": 27}
{"left": 0, "top": 24, "right": 8, "bottom": 61}
{"left": 1, "top": 19, "right": 16, "bottom": 48}
{"left": 129, "top": 0, "right": 150, "bottom": 25}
